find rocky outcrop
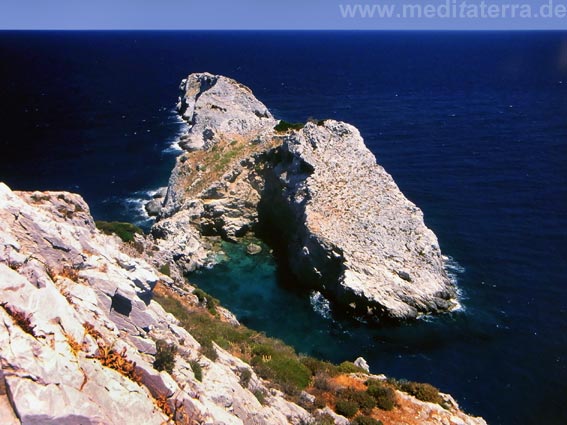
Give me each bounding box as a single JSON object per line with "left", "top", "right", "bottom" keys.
{"left": 145, "top": 187, "right": 167, "bottom": 217}
{"left": 0, "top": 183, "right": 313, "bottom": 425}
{"left": 162, "top": 73, "right": 276, "bottom": 218}
{"left": 261, "top": 121, "right": 458, "bottom": 321}
{"left": 176, "top": 73, "right": 276, "bottom": 152}
{"left": 0, "top": 75, "right": 485, "bottom": 424}
{"left": 154, "top": 72, "right": 459, "bottom": 321}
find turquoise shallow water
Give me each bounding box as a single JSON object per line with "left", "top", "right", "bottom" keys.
{"left": 191, "top": 241, "right": 335, "bottom": 352}
{"left": 190, "top": 241, "right": 476, "bottom": 384}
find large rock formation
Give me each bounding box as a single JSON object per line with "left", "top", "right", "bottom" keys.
{"left": 262, "top": 120, "right": 458, "bottom": 320}
{"left": 176, "top": 73, "right": 275, "bottom": 152}
{"left": 152, "top": 72, "right": 459, "bottom": 322}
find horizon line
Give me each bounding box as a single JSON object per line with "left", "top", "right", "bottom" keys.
{"left": 1, "top": 28, "right": 566, "bottom": 32}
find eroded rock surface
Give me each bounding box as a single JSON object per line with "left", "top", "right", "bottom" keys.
{"left": 176, "top": 73, "right": 276, "bottom": 152}
{"left": 0, "top": 174, "right": 482, "bottom": 424}
{"left": 0, "top": 183, "right": 312, "bottom": 425}
{"left": 0, "top": 74, "right": 485, "bottom": 424}
{"left": 263, "top": 121, "right": 458, "bottom": 320}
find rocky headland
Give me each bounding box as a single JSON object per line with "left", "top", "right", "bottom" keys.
{"left": 151, "top": 72, "right": 459, "bottom": 322}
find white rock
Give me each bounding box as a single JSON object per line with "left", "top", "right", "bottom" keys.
{"left": 354, "top": 356, "right": 370, "bottom": 372}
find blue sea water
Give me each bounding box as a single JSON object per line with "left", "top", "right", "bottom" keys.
{"left": 0, "top": 31, "right": 566, "bottom": 425}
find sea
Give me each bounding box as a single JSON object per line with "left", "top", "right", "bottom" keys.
{"left": 0, "top": 31, "right": 565, "bottom": 425}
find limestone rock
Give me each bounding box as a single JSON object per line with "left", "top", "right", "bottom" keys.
{"left": 394, "top": 391, "right": 488, "bottom": 425}
{"left": 145, "top": 187, "right": 167, "bottom": 217}
{"left": 0, "top": 183, "right": 316, "bottom": 425}
{"left": 0, "top": 177, "right": 484, "bottom": 424}
{"left": 354, "top": 357, "right": 370, "bottom": 373}
{"left": 150, "top": 208, "right": 213, "bottom": 274}
{"left": 246, "top": 243, "right": 262, "bottom": 255}
{"left": 176, "top": 73, "right": 276, "bottom": 151}
{"left": 265, "top": 121, "right": 459, "bottom": 321}
{"left": 145, "top": 198, "right": 163, "bottom": 217}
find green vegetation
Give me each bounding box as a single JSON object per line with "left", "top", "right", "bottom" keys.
{"left": 153, "top": 340, "right": 177, "bottom": 374}
{"left": 153, "top": 291, "right": 311, "bottom": 396}
{"left": 274, "top": 118, "right": 328, "bottom": 133}
{"left": 274, "top": 120, "right": 305, "bottom": 133}
{"left": 250, "top": 344, "right": 311, "bottom": 395}
{"left": 347, "top": 388, "right": 376, "bottom": 413}
{"left": 193, "top": 288, "right": 219, "bottom": 315}
{"left": 95, "top": 221, "right": 143, "bottom": 243}
{"left": 253, "top": 389, "right": 267, "bottom": 405}
{"left": 334, "top": 398, "right": 358, "bottom": 418}
{"left": 311, "top": 413, "right": 335, "bottom": 425}
{"left": 335, "top": 388, "right": 376, "bottom": 416}
{"left": 366, "top": 380, "right": 396, "bottom": 411}
{"left": 199, "top": 339, "right": 218, "bottom": 361}
{"left": 189, "top": 360, "right": 203, "bottom": 382}
{"left": 389, "top": 378, "right": 444, "bottom": 405}
{"left": 158, "top": 263, "right": 171, "bottom": 277}
{"left": 300, "top": 357, "right": 339, "bottom": 377}
{"left": 337, "top": 361, "right": 368, "bottom": 374}
{"left": 154, "top": 287, "right": 447, "bottom": 419}
{"left": 208, "top": 141, "right": 246, "bottom": 172}
{"left": 352, "top": 416, "right": 384, "bottom": 425}
{"left": 238, "top": 367, "right": 252, "bottom": 388}
{"left": 307, "top": 117, "right": 327, "bottom": 126}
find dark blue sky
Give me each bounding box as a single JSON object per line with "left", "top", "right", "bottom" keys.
{"left": 0, "top": 0, "right": 566, "bottom": 30}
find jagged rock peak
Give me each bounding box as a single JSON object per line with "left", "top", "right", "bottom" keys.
{"left": 176, "top": 72, "right": 276, "bottom": 151}
{"left": 270, "top": 120, "right": 459, "bottom": 320}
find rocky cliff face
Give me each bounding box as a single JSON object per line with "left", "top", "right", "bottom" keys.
{"left": 263, "top": 121, "right": 458, "bottom": 320}
{"left": 0, "top": 183, "right": 485, "bottom": 425}
{"left": 0, "top": 183, "right": 312, "bottom": 425}
{"left": 152, "top": 72, "right": 459, "bottom": 322}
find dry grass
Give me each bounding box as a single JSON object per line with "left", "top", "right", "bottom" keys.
{"left": 91, "top": 342, "right": 142, "bottom": 384}
{"left": 155, "top": 394, "right": 174, "bottom": 419}
{"left": 65, "top": 332, "right": 83, "bottom": 356}
{"left": 152, "top": 285, "right": 450, "bottom": 424}
{"left": 46, "top": 265, "right": 80, "bottom": 282}
{"left": 175, "top": 134, "right": 282, "bottom": 200}
{"left": 330, "top": 374, "right": 368, "bottom": 392}
{"left": 155, "top": 395, "right": 204, "bottom": 425}
{"left": 1, "top": 304, "right": 35, "bottom": 336}
{"left": 60, "top": 265, "right": 79, "bottom": 281}
{"left": 83, "top": 322, "right": 103, "bottom": 340}
{"left": 371, "top": 393, "right": 438, "bottom": 425}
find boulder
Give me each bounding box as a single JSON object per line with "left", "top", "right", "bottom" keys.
{"left": 354, "top": 357, "right": 370, "bottom": 373}
{"left": 246, "top": 243, "right": 262, "bottom": 255}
